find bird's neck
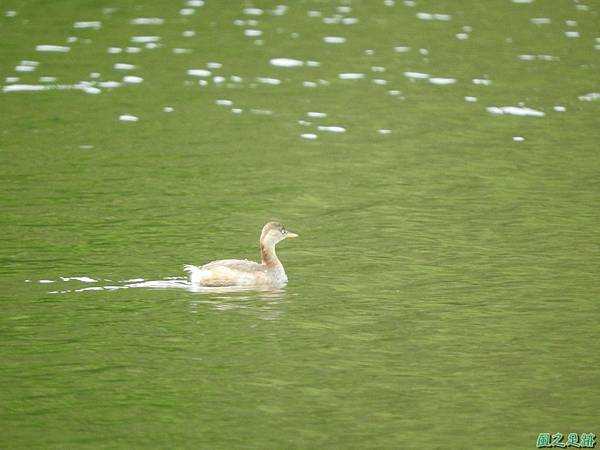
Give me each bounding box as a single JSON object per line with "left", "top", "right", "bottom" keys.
{"left": 261, "top": 242, "right": 282, "bottom": 269}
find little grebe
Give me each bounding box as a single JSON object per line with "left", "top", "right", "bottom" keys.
{"left": 184, "top": 222, "right": 298, "bottom": 287}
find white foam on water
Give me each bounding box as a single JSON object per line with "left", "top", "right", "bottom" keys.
{"left": 307, "top": 11, "right": 322, "bottom": 17}
{"left": 256, "top": 77, "right": 281, "bottom": 85}
{"left": 317, "top": 125, "right": 346, "bottom": 133}
{"left": 207, "top": 62, "right": 223, "bottom": 69}
{"left": 187, "top": 0, "right": 205, "bottom": 6}
{"left": 338, "top": 73, "right": 365, "bottom": 80}
{"left": 564, "top": 31, "right": 580, "bottom": 38}
{"left": 553, "top": 106, "right": 566, "bottom": 112}
{"left": 131, "top": 36, "right": 160, "bottom": 43}
{"left": 5, "top": 10, "right": 17, "bottom": 17}
{"left": 119, "top": 114, "right": 139, "bottom": 121}
{"left": 512, "top": 0, "right": 535, "bottom": 3}
{"left": 303, "top": 81, "right": 318, "bottom": 88}
{"left": 530, "top": 17, "right": 551, "bottom": 25}
{"left": 323, "top": 17, "right": 341, "bottom": 25}
{"left": 566, "top": 20, "right": 577, "bottom": 27}
{"left": 404, "top": 71, "right": 430, "bottom": 79}
{"left": 36, "top": 45, "right": 71, "bottom": 52}
{"left": 126, "top": 47, "right": 142, "bottom": 53}
{"left": 74, "top": 21, "right": 101, "bottom": 29}
{"left": 324, "top": 36, "right": 346, "bottom": 44}
{"left": 216, "top": 99, "right": 233, "bottom": 106}
{"left": 270, "top": 58, "right": 304, "bottom": 68}
{"left": 60, "top": 276, "right": 97, "bottom": 283}
{"left": 578, "top": 93, "right": 600, "bottom": 101}
{"left": 388, "top": 90, "right": 401, "bottom": 96}
{"left": 337, "top": 6, "right": 352, "bottom": 13}
{"left": 187, "top": 69, "right": 211, "bottom": 77}
{"left": 230, "top": 75, "right": 243, "bottom": 82}
{"left": 173, "top": 48, "right": 192, "bottom": 54}
{"left": 513, "top": 136, "right": 525, "bottom": 142}
{"left": 39, "top": 76, "right": 57, "bottom": 82}
{"left": 245, "top": 29, "right": 263, "bottom": 37}
{"left": 198, "top": 80, "right": 208, "bottom": 86}
{"left": 385, "top": 0, "right": 396, "bottom": 5}
{"left": 301, "top": 133, "right": 318, "bottom": 140}
{"left": 213, "top": 76, "right": 226, "bottom": 84}
{"left": 342, "top": 18, "right": 359, "bottom": 25}
{"left": 306, "top": 61, "right": 320, "bottom": 67}
{"left": 486, "top": 106, "right": 545, "bottom": 117}
{"left": 307, "top": 112, "right": 327, "bottom": 118}
{"left": 108, "top": 47, "right": 122, "bottom": 54}
{"left": 472, "top": 78, "right": 492, "bottom": 85}
{"left": 372, "top": 79, "right": 388, "bottom": 85}
{"left": 5, "top": 77, "right": 19, "bottom": 83}
{"left": 180, "top": 8, "right": 195, "bottom": 16}
{"left": 518, "top": 54, "right": 559, "bottom": 61}
{"left": 231, "top": 108, "right": 243, "bottom": 114}
{"left": 394, "top": 46, "right": 411, "bottom": 53}
{"left": 575, "top": 4, "right": 589, "bottom": 10}
{"left": 270, "top": 5, "right": 288, "bottom": 16}
{"left": 182, "top": 30, "right": 196, "bottom": 37}
{"left": 114, "top": 63, "right": 136, "bottom": 70}
{"left": 464, "top": 96, "right": 478, "bottom": 102}
{"left": 244, "top": 7, "right": 263, "bottom": 15}
{"left": 130, "top": 17, "right": 164, "bottom": 25}
{"left": 123, "top": 75, "right": 143, "bottom": 83}
{"left": 456, "top": 33, "right": 469, "bottom": 40}
{"left": 378, "top": 129, "right": 392, "bottom": 134}
{"left": 39, "top": 280, "right": 55, "bottom": 283}
{"left": 298, "top": 120, "right": 311, "bottom": 126}
{"left": 163, "top": 106, "right": 174, "bottom": 112}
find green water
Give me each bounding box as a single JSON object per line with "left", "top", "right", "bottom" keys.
{"left": 2, "top": 1, "right": 599, "bottom": 449}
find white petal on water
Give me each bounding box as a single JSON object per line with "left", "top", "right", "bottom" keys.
{"left": 187, "top": 69, "right": 211, "bottom": 77}
{"left": 15, "top": 65, "right": 36, "bottom": 73}
{"left": 307, "top": 111, "right": 327, "bottom": 118}
{"left": 307, "top": 11, "right": 322, "bottom": 17}
{"left": 513, "top": 136, "right": 525, "bottom": 142}
{"left": 207, "top": 62, "right": 223, "bottom": 69}
{"left": 337, "top": 6, "right": 352, "bottom": 13}
{"left": 39, "top": 76, "right": 57, "bottom": 82}
{"left": 270, "top": 58, "right": 304, "bottom": 67}
{"left": 119, "top": 114, "right": 139, "bottom": 121}
{"left": 130, "top": 17, "right": 165, "bottom": 25}
{"left": 486, "top": 106, "right": 545, "bottom": 117}
{"left": 578, "top": 92, "right": 600, "bottom": 101}
{"left": 394, "top": 46, "right": 411, "bottom": 53}
{"left": 114, "top": 63, "right": 136, "bottom": 70}
{"left": 36, "top": 45, "right": 71, "bottom": 53}
{"left": 464, "top": 96, "right": 478, "bottom": 102}
{"left": 216, "top": 99, "right": 233, "bottom": 106}
{"left": 182, "top": 30, "right": 196, "bottom": 37}
{"left": 5, "top": 77, "right": 19, "bottom": 83}
{"left": 371, "top": 66, "right": 386, "bottom": 72}
{"left": 186, "top": 0, "right": 205, "bottom": 6}
{"left": 429, "top": 77, "right": 457, "bottom": 85}
{"left": 39, "top": 280, "right": 55, "bottom": 284}
{"left": 180, "top": 8, "right": 195, "bottom": 16}
{"left": 3, "top": 84, "right": 48, "bottom": 92}
{"left": 298, "top": 120, "right": 311, "bottom": 126}
{"left": 301, "top": 133, "right": 318, "bottom": 140}
{"left": 324, "top": 36, "right": 346, "bottom": 44}
{"left": 256, "top": 77, "right": 281, "bottom": 85}
{"left": 372, "top": 79, "right": 388, "bottom": 85}
{"left": 378, "top": 129, "right": 392, "bottom": 134}
{"left": 231, "top": 108, "right": 243, "bottom": 114}
{"left": 303, "top": 81, "right": 318, "bottom": 88}
{"left": 74, "top": 21, "right": 102, "bottom": 29}
{"left": 553, "top": 106, "right": 566, "bottom": 112}
{"left": 98, "top": 81, "right": 121, "bottom": 88}
{"left": 456, "top": 33, "right": 469, "bottom": 40}
{"left": 342, "top": 17, "right": 359, "bottom": 25}
{"left": 126, "top": 47, "right": 141, "bottom": 53}
{"left": 404, "top": 71, "right": 430, "bottom": 79}
{"left": 123, "top": 75, "right": 143, "bottom": 83}
{"left": 338, "top": 73, "right": 365, "bottom": 80}
{"left": 5, "top": 10, "right": 17, "bottom": 17}
{"left": 108, "top": 47, "right": 123, "bottom": 54}
{"left": 317, "top": 125, "right": 346, "bottom": 133}
{"left": 131, "top": 35, "right": 160, "bottom": 43}
{"left": 250, "top": 109, "right": 273, "bottom": 115}
{"left": 213, "top": 76, "right": 226, "bottom": 84}
{"left": 306, "top": 60, "right": 320, "bottom": 67}
{"left": 564, "top": 31, "right": 580, "bottom": 38}
{"left": 416, "top": 12, "right": 451, "bottom": 21}
{"left": 565, "top": 20, "right": 577, "bottom": 27}
{"left": 512, "top": 0, "right": 535, "bottom": 3}
{"left": 472, "top": 78, "right": 492, "bottom": 85}
{"left": 244, "top": 29, "right": 263, "bottom": 37}
{"left": 244, "top": 7, "right": 264, "bottom": 16}
{"left": 530, "top": 17, "right": 551, "bottom": 25}
{"left": 173, "top": 48, "right": 192, "bottom": 54}
{"left": 198, "top": 80, "right": 208, "bottom": 86}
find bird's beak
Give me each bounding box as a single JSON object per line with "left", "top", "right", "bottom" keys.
{"left": 286, "top": 232, "right": 299, "bottom": 238}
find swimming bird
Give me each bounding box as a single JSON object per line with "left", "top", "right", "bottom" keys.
{"left": 184, "top": 222, "right": 298, "bottom": 287}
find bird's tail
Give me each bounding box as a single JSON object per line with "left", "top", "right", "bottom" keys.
{"left": 183, "top": 264, "right": 202, "bottom": 283}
